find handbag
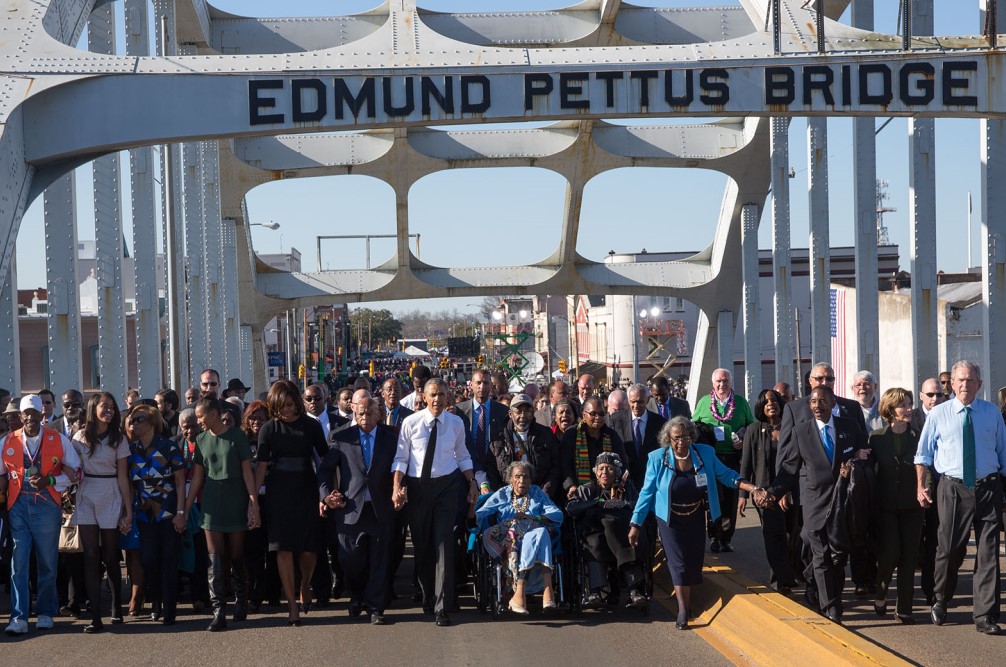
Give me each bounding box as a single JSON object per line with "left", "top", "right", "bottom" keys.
{"left": 58, "top": 513, "right": 82, "bottom": 553}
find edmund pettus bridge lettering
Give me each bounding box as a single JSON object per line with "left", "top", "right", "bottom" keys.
{"left": 248, "top": 58, "right": 982, "bottom": 127}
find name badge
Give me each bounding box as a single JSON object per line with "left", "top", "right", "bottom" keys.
{"left": 695, "top": 473, "right": 708, "bottom": 488}
{"left": 713, "top": 426, "right": 725, "bottom": 442}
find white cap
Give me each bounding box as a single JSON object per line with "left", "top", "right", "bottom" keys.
{"left": 19, "top": 395, "right": 43, "bottom": 413}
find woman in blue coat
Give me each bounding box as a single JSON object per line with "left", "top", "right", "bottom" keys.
{"left": 629, "top": 416, "right": 767, "bottom": 629}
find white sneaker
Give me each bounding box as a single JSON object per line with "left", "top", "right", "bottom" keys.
{"left": 36, "top": 615, "right": 54, "bottom": 630}
{"left": 4, "top": 619, "right": 28, "bottom": 635}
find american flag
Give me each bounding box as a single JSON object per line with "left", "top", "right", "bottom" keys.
{"left": 830, "top": 288, "right": 847, "bottom": 398}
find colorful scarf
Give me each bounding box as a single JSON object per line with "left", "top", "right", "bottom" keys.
{"left": 575, "top": 422, "right": 612, "bottom": 483}
{"left": 709, "top": 389, "right": 736, "bottom": 423}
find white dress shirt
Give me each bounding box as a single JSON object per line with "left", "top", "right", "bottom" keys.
{"left": 400, "top": 392, "right": 419, "bottom": 410}
{"left": 393, "top": 409, "right": 473, "bottom": 479}
{"left": 307, "top": 409, "right": 332, "bottom": 438}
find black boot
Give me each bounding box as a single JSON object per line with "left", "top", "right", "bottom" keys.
{"left": 232, "top": 557, "right": 248, "bottom": 622}
{"left": 207, "top": 554, "right": 228, "bottom": 632}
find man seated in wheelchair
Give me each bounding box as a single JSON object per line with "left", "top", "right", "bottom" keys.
{"left": 566, "top": 452, "right": 648, "bottom": 610}
{"left": 475, "top": 460, "right": 563, "bottom": 615}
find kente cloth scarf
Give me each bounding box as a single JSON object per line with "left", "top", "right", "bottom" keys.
{"left": 575, "top": 422, "right": 612, "bottom": 483}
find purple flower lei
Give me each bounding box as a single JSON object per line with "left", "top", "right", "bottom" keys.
{"left": 709, "top": 389, "right": 735, "bottom": 423}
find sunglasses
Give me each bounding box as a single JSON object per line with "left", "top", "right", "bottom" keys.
{"left": 130, "top": 416, "right": 148, "bottom": 425}
{"left": 62, "top": 401, "right": 82, "bottom": 408}
{"left": 304, "top": 395, "right": 322, "bottom": 402}
{"left": 922, "top": 392, "right": 945, "bottom": 398}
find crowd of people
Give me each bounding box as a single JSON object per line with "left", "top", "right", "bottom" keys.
{"left": 0, "top": 358, "right": 1003, "bottom": 637}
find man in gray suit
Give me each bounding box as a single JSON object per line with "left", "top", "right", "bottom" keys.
{"left": 535, "top": 379, "right": 571, "bottom": 427}
{"left": 319, "top": 397, "right": 398, "bottom": 625}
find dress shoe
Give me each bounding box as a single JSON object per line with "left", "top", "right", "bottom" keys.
{"left": 371, "top": 613, "right": 386, "bottom": 626}
{"left": 931, "top": 602, "right": 947, "bottom": 626}
{"left": 719, "top": 540, "right": 733, "bottom": 553}
{"left": 825, "top": 608, "right": 842, "bottom": 624}
{"left": 348, "top": 603, "right": 363, "bottom": 618}
{"left": 109, "top": 616, "right": 124, "bottom": 625}
{"left": 854, "top": 585, "right": 868, "bottom": 597}
{"left": 874, "top": 600, "right": 888, "bottom": 617}
{"left": 582, "top": 592, "right": 605, "bottom": 610}
{"left": 896, "top": 614, "right": 915, "bottom": 625}
{"left": 709, "top": 539, "right": 722, "bottom": 553}
{"left": 976, "top": 620, "right": 1002, "bottom": 635}
{"left": 435, "top": 611, "right": 450, "bottom": 627}
{"left": 627, "top": 590, "right": 649, "bottom": 610}
{"left": 508, "top": 599, "right": 530, "bottom": 615}
{"left": 83, "top": 622, "right": 103, "bottom": 634}
{"left": 675, "top": 620, "right": 689, "bottom": 630}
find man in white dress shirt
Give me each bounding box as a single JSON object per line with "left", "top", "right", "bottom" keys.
{"left": 392, "top": 378, "right": 478, "bottom": 627}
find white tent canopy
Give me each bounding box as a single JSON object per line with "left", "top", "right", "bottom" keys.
{"left": 393, "top": 345, "right": 431, "bottom": 359}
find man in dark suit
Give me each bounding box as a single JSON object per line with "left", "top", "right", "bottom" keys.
{"left": 381, "top": 377, "right": 413, "bottom": 428}
{"left": 777, "top": 361, "right": 868, "bottom": 606}
{"left": 611, "top": 384, "right": 667, "bottom": 488}
{"left": 646, "top": 375, "right": 690, "bottom": 420}
{"left": 380, "top": 376, "right": 416, "bottom": 604}
{"left": 456, "top": 368, "right": 510, "bottom": 488}
{"left": 769, "top": 386, "right": 867, "bottom": 623}
{"left": 49, "top": 389, "right": 83, "bottom": 438}
{"left": 535, "top": 379, "right": 570, "bottom": 427}
{"left": 319, "top": 397, "right": 397, "bottom": 625}
{"left": 485, "top": 394, "right": 560, "bottom": 496}
{"left": 912, "top": 376, "right": 946, "bottom": 605}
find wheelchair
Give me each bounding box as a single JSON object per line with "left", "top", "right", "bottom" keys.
{"left": 468, "top": 500, "right": 570, "bottom": 619}
{"left": 566, "top": 511, "right": 654, "bottom": 616}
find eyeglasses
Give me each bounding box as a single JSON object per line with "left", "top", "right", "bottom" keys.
{"left": 304, "top": 395, "right": 322, "bottom": 402}
{"left": 670, "top": 436, "right": 693, "bottom": 443}
{"left": 810, "top": 375, "right": 836, "bottom": 382}
{"left": 583, "top": 410, "right": 604, "bottom": 417}
{"left": 922, "top": 392, "right": 945, "bottom": 398}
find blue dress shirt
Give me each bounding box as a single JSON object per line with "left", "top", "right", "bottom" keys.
{"left": 914, "top": 396, "right": 1006, "bottom": 479}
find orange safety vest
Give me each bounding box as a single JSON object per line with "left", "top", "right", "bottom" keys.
{"left": 1, "top": 427, "right": 64, "bottom": 509}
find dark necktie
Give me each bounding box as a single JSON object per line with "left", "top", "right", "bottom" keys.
{"left": 633, "top": 418, "right": 643, "bottom": 455}
{"left": 476, "top": 404, "right": 487, "bottom": 454}
{"left": 963, "top": 406, "right": 976, "bottom": 488}
{"left": 420, "top": 418, "right": 438, "bottom": 481}
{"left": 361, "top": 431, "right": 372, "bottom": 469}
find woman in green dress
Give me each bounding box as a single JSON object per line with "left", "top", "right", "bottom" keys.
{"left": 181, "top": 396, "right": 260, "bottom": 632}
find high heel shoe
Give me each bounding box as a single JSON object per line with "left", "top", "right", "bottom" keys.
{"left": 299, "top": 601, "right": 312, "bottom": 615}
{"left": 508, "top": 599, "right": 530, "bottom": 615}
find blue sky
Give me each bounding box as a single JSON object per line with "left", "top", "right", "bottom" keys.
{"left": 15, "top": 1, "right": 986, "bottom": 316}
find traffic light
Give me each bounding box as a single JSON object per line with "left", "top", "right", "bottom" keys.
{"left": 298, "top": 363, "right": 306, "bottom": 379}
{"left": 369, "top": 360, "right": 375, "bottom": 376}
{"left": 558, "top": 359, "right": 567, "bottom": 373}
{"left": 477, "top": 354, "right": 484, "bottom": 366}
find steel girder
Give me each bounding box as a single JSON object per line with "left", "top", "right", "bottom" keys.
{"left": 0, "top": 0, "right": 999, "bottom": 394}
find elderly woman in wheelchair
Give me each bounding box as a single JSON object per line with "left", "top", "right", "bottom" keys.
{"left": 566, "top": 452, "right": 648, "bottom": 610}
{"left": 475, "top": 460, "right": 563, "bottom": 614}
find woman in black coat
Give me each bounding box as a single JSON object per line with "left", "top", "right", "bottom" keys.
{"left": 870, "top": 387, "right": 923, "bottom": 623}
{"left": 738, "top": 389, "right": 798, "bottom": 591}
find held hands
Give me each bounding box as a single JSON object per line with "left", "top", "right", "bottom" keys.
{"left": 324, "top": 491, "right": 346, "bottom": 510}
{"left": 171, "top": 512, "right": 186, "bottom": 534}
{"left": 750, "top": 487, "right": 774, "bottom": 509}
{"left": 392, "top": 486, "right": 408, "bottom": 510}
{"left": 917, "top": 486, "right": 933, "bottom": 508}
{"left": 247, "top": 503, "right": 261, "bottom": 529}
{"left": 117, "top": 512, "right": 132, "bottom": 535}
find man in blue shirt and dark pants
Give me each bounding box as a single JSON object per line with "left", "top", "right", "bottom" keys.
{"left": 915, "top": 360, "right": 1006, "bottom": 635}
